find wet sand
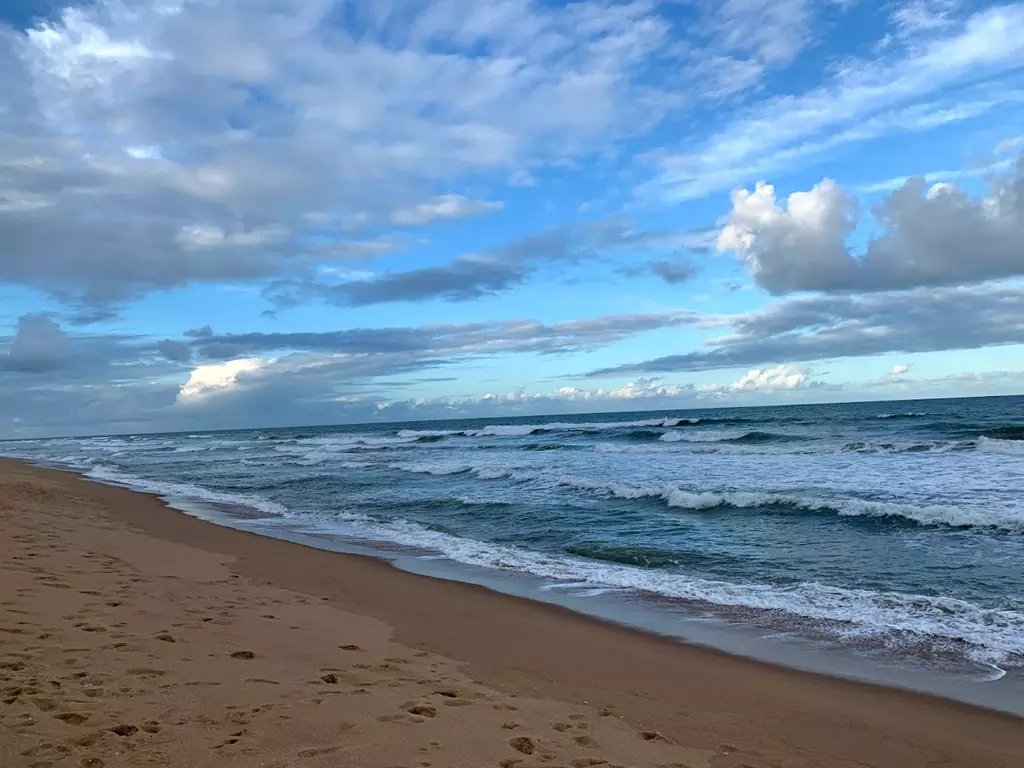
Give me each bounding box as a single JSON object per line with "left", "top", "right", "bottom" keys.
{"left": 1, "top": 458, "right": 1022, "bottom": 768}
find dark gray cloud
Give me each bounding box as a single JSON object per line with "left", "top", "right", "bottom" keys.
{"left": 172, "top": 310, "right": 701, "bottom": 361}
{"left": 718, "top": 155, "right": 1024, "bottom": 294}
{"left": 619, "top": 255, "right": 699, "bottom": 284}
{"left": 156, "top": 340, "right": 193, "bottom": 364}
{"left": 1, "top": 314, "right": 183, "bottom": 379}
{"left": 265, "top": 220, "right": 668, "bottom": 308}
{"left": 0, "top": 309, "right": 699, "bottom": 437}
{"left": 586, "top": 283, "right": 1024, "bottom": 376}
{"left": 0, "top": 314, "right": 69, "bottom": 372}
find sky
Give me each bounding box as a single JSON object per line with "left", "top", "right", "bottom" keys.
{"left": 1, "top": 0, "right": 1023, "bottom": 438}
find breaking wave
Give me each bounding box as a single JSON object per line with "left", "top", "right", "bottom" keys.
{"left": 85, "top": 466, "right": 287, "bottom": 517}
{"left": 977, "top": 436, "right": 1024, "bottom": 456}
{"left": 313, "top": 512, "right": 1024, "bottom": 670}
{"left": 555, "top": 479, "right": 1024, "bottom": 531}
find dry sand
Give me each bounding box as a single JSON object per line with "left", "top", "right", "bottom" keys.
{"left": 1, "top": 458, "right": 1022, "bottom": 768}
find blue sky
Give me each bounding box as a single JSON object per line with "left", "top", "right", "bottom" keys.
{"left": 1, "top": 0, "right": 1023, "bottom": 437}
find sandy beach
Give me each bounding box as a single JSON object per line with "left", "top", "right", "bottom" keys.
{"left": 1, "top": 458, "right": 1022, "bottom": 768}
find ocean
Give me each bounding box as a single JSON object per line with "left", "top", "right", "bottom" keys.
{"left": 4, "top": 395, "right": 1023, "bottom": 707}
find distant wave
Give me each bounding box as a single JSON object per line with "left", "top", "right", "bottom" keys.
{"left": 658, "top": 430, "right": 808, "bottom": 445}
{"left": 876, "top": 412, "right": 928, "bottom": 419}
{"left": 396, "top": 417, "right": 700, "bottom": 440}
{"left": 555, "top": 478, "right": 1024, "bottom": 531}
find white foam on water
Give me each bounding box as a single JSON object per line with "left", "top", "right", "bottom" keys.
{"left": 395, "top": 417, "right": 698, "bottom": 439}
{"left": 85, "top": 466, "right": 288, "bottom": 517}
{"left": 456, "top": 497, "right": 511, "bottom": 506}
{"left": 396, "top": 429, "right": 461, "bottom": 438}
{"left": 594, "top": 443, "right": 671, "bottom": 454}
{"left": 977, "top": 436, "right": 1024, "bottom": 456}
{"left": 554, "top": 478, "right": 1024, "bottom": 531}
{"left": 309, "top": 511, "right": 1024, "bottom": 669}
{"left": 298, "top": 435, "right": 420, "bottom": 449}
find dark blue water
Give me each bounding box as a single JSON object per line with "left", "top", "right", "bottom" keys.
{"left": 4, "top": 395, "right": 1023, "bottom": 683}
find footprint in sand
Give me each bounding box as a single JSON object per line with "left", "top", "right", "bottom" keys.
{"left": 508, "top": 736, "right": 535, "bottom": 755}
{"left": 378, "top": 713, "right": 425, "bottom": 724}
{"left": 126, "top": 667, "right": 166, "bottom": 678}
{"left": 640, "top": 731, "right": 671, "bottom": 743}
{"left": 296, "top": 745, "right": 343, "bottom": 758}
{"left": 401, "top": 703, "right": 437, "bottom": 718}
{"left": 54, "top": 712, "right": 89, "bottom": 726}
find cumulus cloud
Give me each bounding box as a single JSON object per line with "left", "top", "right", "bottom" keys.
{"left": 717, "top": 155, "right": 1024, "bottom": 293}
{"left": 390, "top": 195, "right": 503, "bottom": 226}
{"left": 891, "top": 363, "right": 912, "bottom": 376}
{"left": 0, "top": 0, "right": 676, "bottom": 306}
{"left": 722, "top": 365, "right": 810, "bottom": 392}
{"left": 178, "top": 358, "right": 271, "bottom": 402}
{"left": 0, "top": 314, "right": 70, "bottom": 372}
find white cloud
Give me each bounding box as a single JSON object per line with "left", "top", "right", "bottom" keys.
{"left": 0, "top": 0, "right": 676, "bottom": 304}
{"left": 891, "top": 363, "right": 912, "bottom": 376}
{"left": 856, "top": 157, "right": 1015, "bottom": 193}
{"left": 0, "top": 189, "right": 53, "bottom": 213}
{"left": 507, "top": 169, "right": 537, "bottom": 187}
{"left": 721, "top": 365, "right": 811, "bottom": 392}
{"left": 995, "top": 136, "right": 1023, "bottom": 155}
{"left": 717, "top": 155, "right": 1024, "bottom": 293}
{"left": 717, "top": 178, "right": 857, "bottom": 291}
{"left": 890, "top": 0, "right": 961, "bottom": 37}
{"left": 178, "top": 358, "right": 271, "bottom": 401}
{"left": 176, "top": 224, "right": 287, "bottom": 250}
{"left": 701, "top": 0, "right": 812, "bottom": 66}
{"left": 647, "top": 4, "right": 1024, "bottom": 201}
{"left": 390, "top": 194, "right": 503, "bottom": 226}
{"left": 678, "top": 0, "right": 814, "bottom": 100}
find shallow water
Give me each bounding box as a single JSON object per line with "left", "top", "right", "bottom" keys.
{"left": 5, "top": 395, "right": 1023, "bottom": 699}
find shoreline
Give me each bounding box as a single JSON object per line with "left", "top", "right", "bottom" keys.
{"left": 3, "top": 457, "right": 1024, "bottom": 767}
{"left": 44, "top": 457, "right": 1024, "bottom": 714}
